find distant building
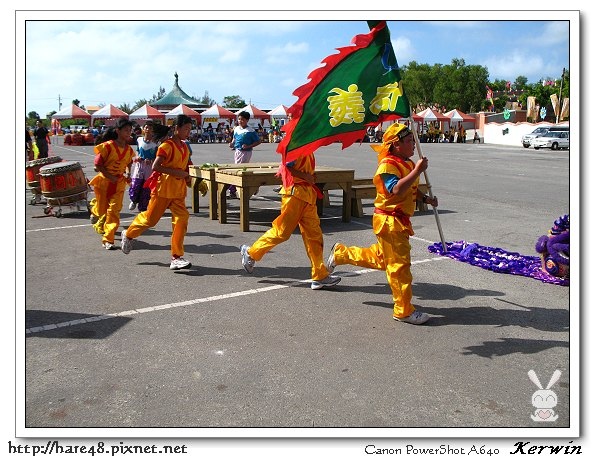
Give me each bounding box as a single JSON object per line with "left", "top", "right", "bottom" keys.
{"left": 152, "top": 72, "right": 207, "bottom": 112}
{"left": 86, "top": 105, "right": 102, "bottom": 115}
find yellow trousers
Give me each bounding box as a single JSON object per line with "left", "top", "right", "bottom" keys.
{"left": 334, "top": 215, "right": 415, "bottom": 318}
{"left": 125, "top": 195, "right": 189, "bottom": 257}
{"left": 248, "top": 195, "right": 329, "bottom": 281}
{"left": 91, "top": 181, "right": 126, "bottom": 245}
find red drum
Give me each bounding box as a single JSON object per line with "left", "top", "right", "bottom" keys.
{"left": 25, "top": 156, "right": 62, "bottom": 188}
{"left": 39, "top": 161, "right": 88, "bottom": 198}
{"left": 71, "top": 133, "right": 83, "bottom": 146}
{"left": 84, "top": 133, "right": 94, "bottom": 145}
{"left": 64, "top": 134, "right": 72, "bottom": 145}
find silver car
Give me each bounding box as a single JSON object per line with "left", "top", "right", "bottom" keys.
{"left": 522, "top": 127, "right": 550, "bottom": 148}
{"left": 532, "top": 131, "right": 569, "bottom": 150}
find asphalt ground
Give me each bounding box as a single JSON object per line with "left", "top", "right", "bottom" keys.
{"left": 20, "top": 137, "right": 572, "bottom": 437}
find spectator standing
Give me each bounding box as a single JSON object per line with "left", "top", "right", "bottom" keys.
{"left": 33, "top": 120, "right": 49, "bottom": 159}
{"left": 227, "top": 111, "right": 261, "bottom": 199}
{"left": 26, "top": 129, "right": 33, "bottom": 161}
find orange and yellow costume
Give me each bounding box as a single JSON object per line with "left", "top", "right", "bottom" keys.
{"left": 332, "top": 124, "right": 420, "bottom": 319}
{"left": 124, "top": 139, "right": 191, "bottom": 258}
{"left": 89, "top": 140, "right": 134, "bottom": 245}
{"left": 246, "top": 154, "right": 331, "bottom": 281}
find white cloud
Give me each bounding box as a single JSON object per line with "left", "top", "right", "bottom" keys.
{"left": 536, "top": 22, "right": 569, "bottom": 46}
{"left": 264, "top": 41, "right": 309, "bottom": 64}
{"left": 482, "top": 50, "right": 547, "bottom": 81}
{"left": 392, "top": 36, "right": 415, "bottom": 64}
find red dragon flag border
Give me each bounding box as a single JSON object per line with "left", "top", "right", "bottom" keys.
{"left": 277, "top": 20, "right": 410, "bottom": 164}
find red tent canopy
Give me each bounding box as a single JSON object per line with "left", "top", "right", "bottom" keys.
{"left": 128, "top": 104, "right": 165, "bottom": 122}
{"left": 200, "top": 104, "right": 236, "bottom": 120}
{"left": 165, "top": 104, "right": 201, "bottom": 121}
{"left": 415, "top": 107, "right": 450, "bottom": 122}
{"left": 444, "top": 109, "right": 475, "bottom": 123}
{"left": 91, "top": 104, "right": 129, "bottom": 121}
{"left": 240, "top": 104, "right": 269, "bottom": 120}
{"left": 51, "top": 104, "right": 91, "bottom": 121}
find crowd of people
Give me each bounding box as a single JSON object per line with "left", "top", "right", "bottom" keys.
{"left": 421, "top": 123, "right": 467, "bottom": 143}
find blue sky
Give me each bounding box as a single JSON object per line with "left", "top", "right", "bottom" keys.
{"left": 23, "top": 12, "right": 573, "bottom": 119}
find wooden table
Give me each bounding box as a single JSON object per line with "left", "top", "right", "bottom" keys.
{"left": 189, "top": 163, "right": 279, "bottom": 220}
{"left": 190, "top": 163, "right": 355, "bottom": 232}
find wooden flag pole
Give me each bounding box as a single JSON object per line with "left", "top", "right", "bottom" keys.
{"left": 408, "top": 116, "right": 448, "bottom": 252}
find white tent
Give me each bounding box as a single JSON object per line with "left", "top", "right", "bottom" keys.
{"left": 200, "top": 104, "right": 236, "bottom": 128}
{"left": 240, "top": 104, "right": 270, "bottom": 129}
{"left": 128, "top": 104, "right": 165, "bottom": 122}
{"left": 268, "top": 104, "right": 289, "bottom": 126}
{"left": 91, "top": 104, "right": 129, "bottom": 123}
{"left": 164, "top": 104, "right": 201, "bottom": 121}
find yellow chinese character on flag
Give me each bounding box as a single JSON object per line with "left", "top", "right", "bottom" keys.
{"left": 369, "top": 82, "right": 404, "bottom": 115}
{"left": 327, "top": 84, "right": 365, "bottom": 127}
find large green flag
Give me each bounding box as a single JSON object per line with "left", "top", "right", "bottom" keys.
{"left": 277, "top": 21, "right": 410, "bottom": 163}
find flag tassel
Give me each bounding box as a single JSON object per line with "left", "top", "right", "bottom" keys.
{"left": 409, "top": 116, "right": 448, "bottom": 252}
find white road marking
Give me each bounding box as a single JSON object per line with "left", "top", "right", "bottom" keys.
{"left": 25, "top": 257, "right": 448, "bottom": 335}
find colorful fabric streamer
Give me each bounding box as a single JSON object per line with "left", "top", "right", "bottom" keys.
{"left": 428, "top": 241, "right": 569, "bottom": 286}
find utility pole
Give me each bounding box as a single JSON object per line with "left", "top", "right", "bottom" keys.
{"left": 58, "top": 94, "right": 62, "bottom": 111}
{"left": 556, "top": 68, "right": 565, "bottom": 123}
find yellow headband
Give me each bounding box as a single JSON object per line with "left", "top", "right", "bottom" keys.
{"left": 370, "top": 123, "right": 411, "bottom": 161}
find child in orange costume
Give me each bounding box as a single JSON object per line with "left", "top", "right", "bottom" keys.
{"left": 120, "top": 115, "right": 193, "bottom": 271}
{"left": 240, "top": 153, "right": 340, "bottom": 290}
{"left": 89, "top": 117, "right": 134, "bottom": 250}
{"left": 326, "top": 123, "right": 437, "bottom": 324}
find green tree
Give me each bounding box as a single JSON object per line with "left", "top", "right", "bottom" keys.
{"left": 198, "top": 91, "right": 216, "bottom": 106}
{"left": 150, "top": 87, "right": 166, "bottom": 103}
{"left": 401, "top": 61, "right": 436, "bottom": 109}
{"left": 119, "top": 103, "right": 132, "bottom": 114}
{"left": 222, "top": 95, "right": 246, "bottom": 109}
{"left": 514, "top": 76, "right": 528, "bottom": 90}
{"left": 402, "top": 59, "right": 488, "bottom": 113}
{"left": 462, "top": 65, "right": 490, "bottom": 112}
{"left": 132, "top": 99, "right": 150, "bottom": 111}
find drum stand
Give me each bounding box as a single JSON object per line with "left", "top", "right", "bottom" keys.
{"left": 28, "top": 187, "right": 46, "bottom": 206}
{"left": 43, "top": 191, "right": 90, "bottom": 218}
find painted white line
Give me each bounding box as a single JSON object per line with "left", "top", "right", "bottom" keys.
{"left": 53, "top": 146, "right": 95, "bottom": 156}
{"left": 25, "top": 257, "right": 447, "bottom": 335}
{"left": 25, "top": 217, "right": 172, "bottom": 233}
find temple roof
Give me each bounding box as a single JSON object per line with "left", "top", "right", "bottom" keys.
{"left": 153, "top": 72, "right": 204, "bottom": 108}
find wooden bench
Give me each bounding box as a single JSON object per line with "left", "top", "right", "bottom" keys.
{"left": 349, "top": 180, "right": 429, "bottom": 217}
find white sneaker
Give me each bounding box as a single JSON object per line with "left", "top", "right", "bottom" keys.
{"left": 311, "top": 275, "right": 341, "bottom": 290}
{"left": 103, "top": 242, "right": 114, "bottom": 250}
{"left": 326, "top": 242, "right": 338, "bottom": 273}
{"left": 170, "top": 256, "right": 191, "bottom": 270}
{"left": 120, "top": 229, "right": 133, "bottom": 254}
{"left": 394, "top": 310, "right": 429, "bottom": 325}
{"left": 128, "top": 202, "right": 137, "bottom": 210}
{"left": 240, "top": 244, "right": 255, "bottom": 273}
